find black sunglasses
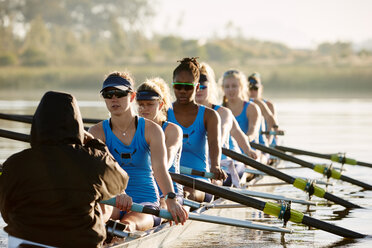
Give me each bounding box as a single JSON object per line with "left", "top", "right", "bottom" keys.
{"left": 172, "top": 82, "right": 195, "bottom": 91}
{"left": 102, "top": 89, "right": 130, "bottom": 99}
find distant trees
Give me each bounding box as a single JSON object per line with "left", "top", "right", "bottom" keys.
{"left": 0, "top": 0, "right": 371, "bottom": 67}
{"left": 317, "top": 42, "right": 353, "bottom": 58}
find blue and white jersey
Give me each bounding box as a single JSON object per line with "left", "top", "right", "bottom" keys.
{"left": 167, "top": 105, "right": 209, "bottom": 182}
{"left": 103, "top": 117, "right": 159, "bottom": 204}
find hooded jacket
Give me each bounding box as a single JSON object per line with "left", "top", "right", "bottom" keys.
{"left": 0, "top": 91, "right": 128, "bottom": 247}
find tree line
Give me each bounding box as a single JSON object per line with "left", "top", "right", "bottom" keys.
{"left": 0, "top": 0, "right": 371, "bottom": 67}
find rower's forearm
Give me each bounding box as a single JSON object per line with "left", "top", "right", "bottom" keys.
{"left": 153, "top": 168, "right": 175, "bottom": 194}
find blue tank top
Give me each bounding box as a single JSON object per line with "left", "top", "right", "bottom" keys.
{"left": 167, "top": 105, "right": 209, "bottom": 182}
{"left": 235, "top": 101, "right": 250, "bottom": 134}
{"left": 156, "top": 121, "right": 183, "bottom": 196}
{"left": 103, "top": 117, "right": 159, "bottom": 204}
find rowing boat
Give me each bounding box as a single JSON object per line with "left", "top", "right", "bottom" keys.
{"left": 104, "top": 159, "right": 283, "bottom": 248}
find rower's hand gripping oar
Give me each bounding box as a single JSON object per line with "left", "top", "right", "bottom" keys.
{"left": 169, "top": 173, "right": 365, "bottom": 238}
{"left": 250, "top": 143, "right": 372, "bottom": 190}
{"left": 101, "top": 198, "right": 291, "bottom": 233}
{"left": 274, "top": 144, "right": 372, "bottom": 169}
{"left": 222, "top": 148, "right": 361, "bottom": 209}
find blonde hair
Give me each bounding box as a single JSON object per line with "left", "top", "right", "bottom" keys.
{"left": 137, "top": 77, "right": 172, "bottom": 122}
{"left": 219, "top": 69, "right": 249, "bottom": 106}
{"left": 199, "top": 62, "right": 221, "bottom": 105}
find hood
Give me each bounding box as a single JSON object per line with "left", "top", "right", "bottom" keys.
{"left": 30, "top": 91, "right": 85, "bottom": 147}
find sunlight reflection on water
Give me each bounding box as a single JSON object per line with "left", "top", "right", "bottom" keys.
{"left": 1, "top": 97, "right": 372, "bottom": 247}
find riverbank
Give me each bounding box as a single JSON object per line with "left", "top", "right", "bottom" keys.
{"left": 0, "top": 64, "right": 371, "bottom": 100}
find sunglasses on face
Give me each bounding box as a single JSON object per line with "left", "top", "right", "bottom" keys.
{"left": 199, "top": 85, "right": 207, "bottom": 90}
{"left": 172, "top": 82, "right": 195, "bottom": 91}
{"left": 102, "top": 89, "right": 130, "bottom": 99}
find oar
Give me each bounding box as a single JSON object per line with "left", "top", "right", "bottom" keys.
{"left": 244, "top": 168, "right": 334, "bottom": 186}
{"left": 169, "top": 173, "right": 365, "bottom": 238}
{"left": 0, "top": 113, "right": 102, "bottom": 124}
{"left": 222, "top": 187, "right": 316, "bottom": 206}
{"left": 0, "top": 129, "right": 29, "bottom": 143}
{"left": 180, "top": 166, "right": 315, "bottom": 205}
{"left": 250, "top": 143, "right": 372, "bottom": 190}
{"left": 180, "top": 166, "right": 215, "bottom": 179}
{"left": 261, "top": 130, "right": 285, "bottom": 135}
{"left": 274, "top": 144, "right": 372, "bottom": 169}
{"left": 183, "top": 199, "right": 248, "bottom": 209}
{"left": 101, "top": 199, "right": 291, "bottom": 233}
{"left": 222, "top": 148, "right": 361, "bottom": 209}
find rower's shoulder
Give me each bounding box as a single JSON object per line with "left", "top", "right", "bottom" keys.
{"left": 264, "top": 100, "right": 275, "bottom": 113}
{"left": 164, "top": 122, "right": 183, "bottom": 145}
{"left": 203, "top": 105, "right": 220, "bottom": 119}
{"left": 88, "top": 121, "right": 105, "bottom": 141}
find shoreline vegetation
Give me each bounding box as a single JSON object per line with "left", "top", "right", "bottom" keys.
{"left": 1, "top": 63, "right": 371, "bottom": 101}
{"left": 1, "top": 1, "right": 371, "bottom": 100}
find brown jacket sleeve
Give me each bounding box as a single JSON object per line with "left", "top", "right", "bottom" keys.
{"left": 85, "top": 139, "right": 129, "bottom": 201}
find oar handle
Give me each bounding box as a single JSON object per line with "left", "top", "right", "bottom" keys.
{"left": 101, "top": 198, "right": 174, "bottom": 220}
{"left": 180, "top": 166, "right": 215, "bottom": 179}
{"left": 261, "top": 130, "right": 285, "bottom": 136}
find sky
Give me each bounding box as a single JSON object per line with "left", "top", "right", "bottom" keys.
{"left": 151, "top": 0, "right": 372, "bottom": 49}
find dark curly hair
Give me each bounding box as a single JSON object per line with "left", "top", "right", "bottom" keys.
{"left": 172, "top": 57, "right": 200, "bottom": 83}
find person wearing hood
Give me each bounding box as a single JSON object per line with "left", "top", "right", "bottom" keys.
{"left": 0, "top": 91, "right": 129, "bottom": 248}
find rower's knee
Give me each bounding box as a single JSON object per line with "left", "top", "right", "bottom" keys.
{"left": 120, "top": 220, "right": 136, "bottom": 232}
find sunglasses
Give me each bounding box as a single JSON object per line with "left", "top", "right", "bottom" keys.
{"left": 102, "top": 89, "right": 130, "bottom": 99}
{"left": 199, "top": 85, "right": 207, "bottom": 90}
{"left": 172, "top": 82, "right": 195, "bottom": 91}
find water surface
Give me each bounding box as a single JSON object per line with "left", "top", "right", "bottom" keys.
{"left": 1, "top": 97, "right": 372, "bottom": 247}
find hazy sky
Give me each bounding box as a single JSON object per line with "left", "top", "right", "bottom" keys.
{"left": 152, "top": 0, "right": 372, "bottom": 48}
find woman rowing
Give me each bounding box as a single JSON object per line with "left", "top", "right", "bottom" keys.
{"left": 167, "top": 57, "right": 227, "bottom": 203}
{"left": 248, "top": 72, "right": 281, "bottom": 146}
{"left": 195, "top": 63, "right": 258, "bottom": 186}
{"left": 136, "top": 77, "right": 183, "bottom": 208}
{"left": 89, "top": 71, "right": 188, "bottom": 232}
{"left": 220, "top": 69, "right": 267, "bottom": 163}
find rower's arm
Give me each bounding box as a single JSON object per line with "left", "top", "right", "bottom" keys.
{"left": 145, "top": 121, "right": 175, "bottom": 194}
{"left": 253, "top": 99, "right": 278, "bottom": 131}
{"left": 246, "top": 103, "right": 261, "bottom": 142}
{"left": 230, "top": 115, "right": 255, "bottom": 157}
{"left": 204, "top": 108, "right": 226, "bottom": 180}
{"left": 216, "top": 107, "right": 233, "bottom": 148}
{"left": 164, "top": 123, "right": 183, "bottom": 170}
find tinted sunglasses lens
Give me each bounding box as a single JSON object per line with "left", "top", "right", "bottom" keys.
{"left": 102, "top": 90, "right": 128, "bottom": 99}
{"left": 115, "top": 91, "right": 129, "bottom": 98}
{"left": 102, "top": 91, "right": 113, "bottom": 99}
{"left": 199, "top": 85, "right": 207, "bottom": 90}
{"left": 173, "top": 84, "right": 194, "bottom": 91}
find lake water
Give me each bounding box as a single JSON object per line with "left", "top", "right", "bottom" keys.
{"left": 1, "top": 96, "right": 372, "bottom": 247}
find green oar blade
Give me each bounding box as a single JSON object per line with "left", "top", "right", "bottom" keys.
{"left": 169, "top": 173, "right": 365, "bottom": 238}
{"left": 222, "top": 148, "right": 361, "bottom": 209}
